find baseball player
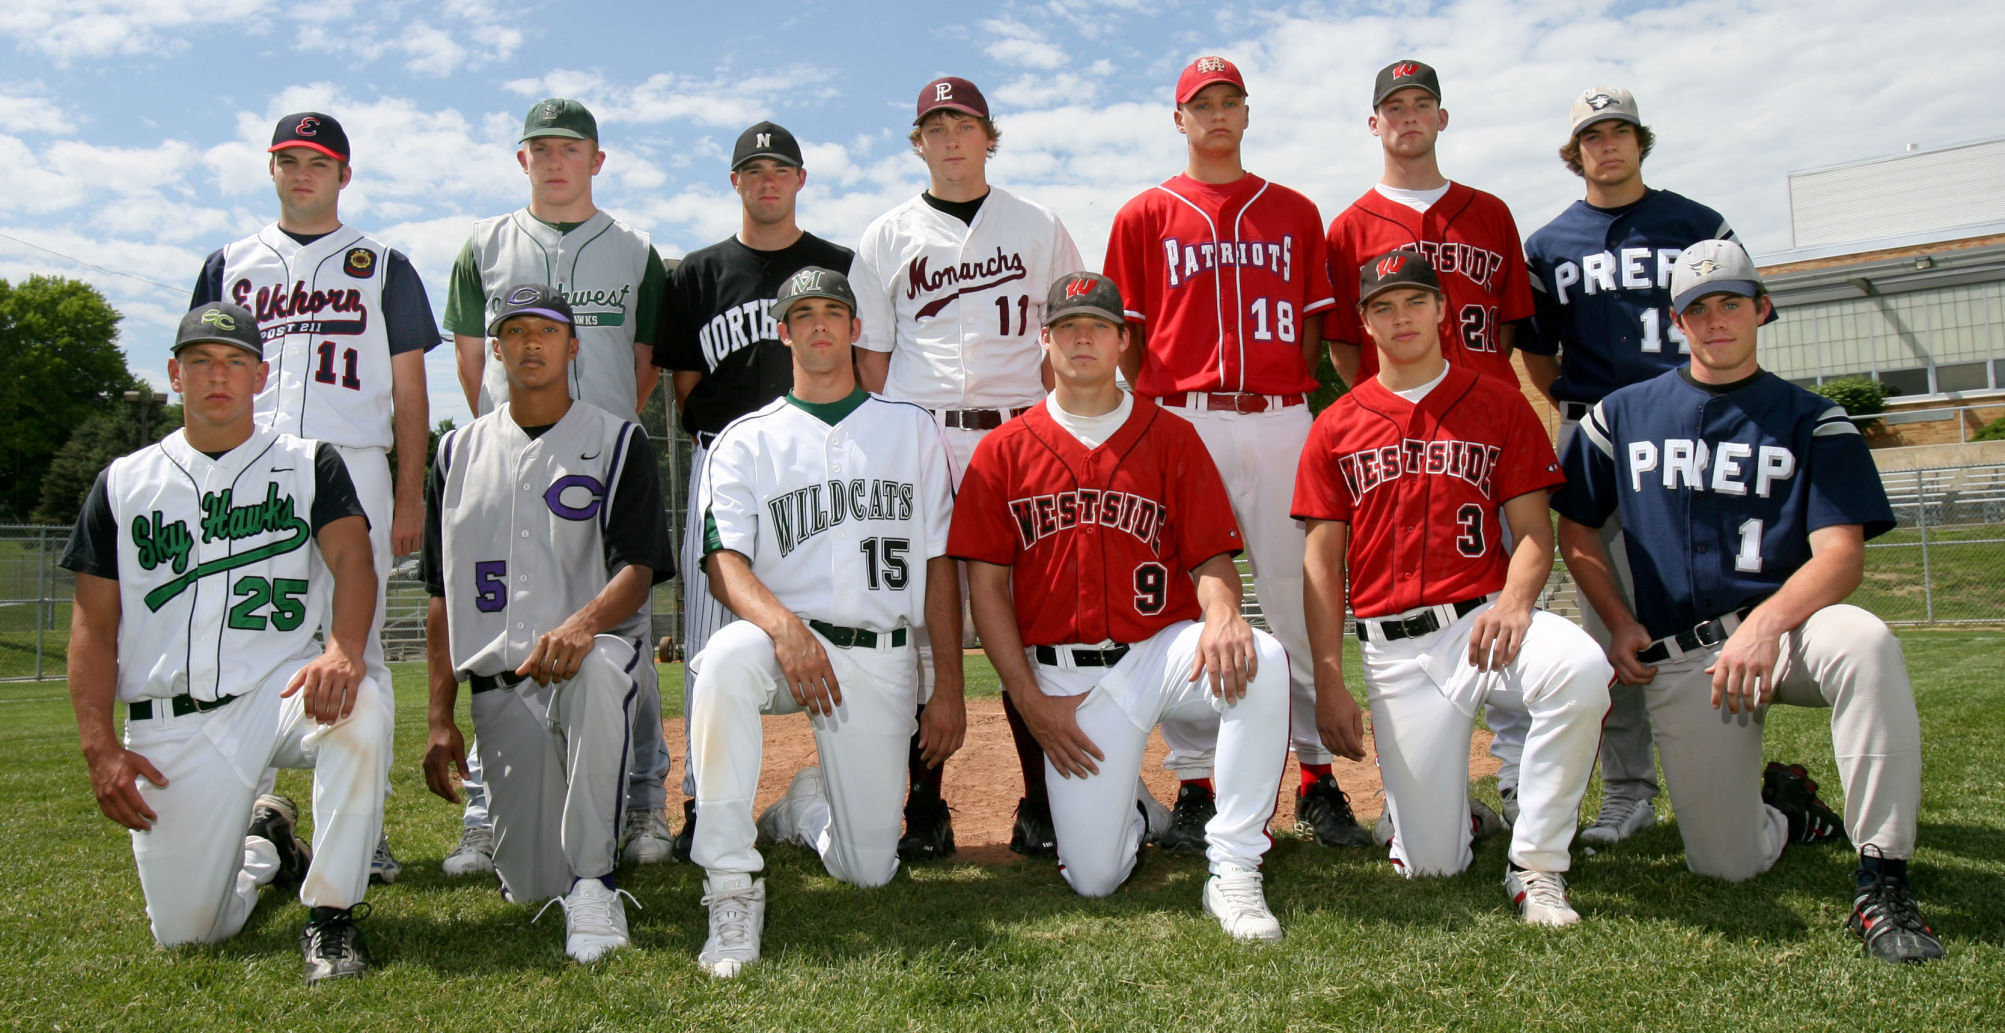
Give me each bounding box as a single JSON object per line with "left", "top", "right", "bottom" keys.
{"left": 420, "top": 284, "right": 674, "bottom": 963}
{"left": 440, "top": 97, "right": 675, "bottom": 871}
{"left": 1554, "top": 240, "right": 1944, "bottom": 963}
{"left": 1296, "top": 253, "right": 1612, "bottom": 925}
{"left": 951, "top": 272, "right": 1290, "bottom": 940}
{"left": 852, "top": 75, "right": 1082, "bottom": 860}
{"left": 61, "top": 301, "right": 389, "bottom": 983}
{"left": 654, "top": 120, "right": 855, "bottom": 859}
{"left": 684, "top": 266, "right": 962, "bottom": 978}
{"left": 1510, "top": 87, "right": 1743, "bottom": 842}
{"left": 1103, "top": 56, "right": 1359, "bottom": 850}
{"left": 190, "top": 111, "right": 436, "bottom": 884}
{"left": 1324, "top": 60, "right": 1535, "bottom": 390}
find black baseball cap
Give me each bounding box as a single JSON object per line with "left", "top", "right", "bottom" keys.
{"left": 1042, "top": 272, "right": 1125, "bottom": 327}
{"left": 486, "top": 283, "right": 576, "bottom": 335}
{"left": 520, "top": 98, "right": 598, "bottom": 144}
{"left": 175, "top": 302, "right": 263, "bottom": 357}
{"left": 1373, "top": 60, "right": 1441, "bottom": 108}
{"left": 269, "top": 112, "right": 349, "bottom": 162}
{"left": 732, "top": 121, "right": 803, "bottom": 170}
{"left": 1357, "top": 250, "right": 1444, "bottom": 306}
{"left": 915, "top": 77, "right": 989, "bottom": 123}
{"left": 770, "top": 266, "right": 856, "bottom": 322}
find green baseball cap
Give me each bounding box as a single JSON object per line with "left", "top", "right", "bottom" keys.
{"left": 520, "top": 98, "right": 598, "bottom": 144}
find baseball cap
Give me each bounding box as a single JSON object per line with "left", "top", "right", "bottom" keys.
{"left": 1669, "top": 240, "right": 1766, "bottom": 313}
{"left": 770, "top": 266, "right": 857, "bottom": 322}
{"left": 269, "top": 112, "right": 349, "bottom": 162}
{"left": 520, "top": 98, "right": 598, "bottom": 144}
{"left": 1042, "top": 272, "right": 1125, "bottom": 328}
{"left": 1176, "top": 56, "right": 1246, "bottom": 104}
{"left": 174, "top": 302, "right": 263, "bottom": 357}
{"left": 485, "top": 283, "right": 576, "bottom": 336}
{"left": 731, "top": 121, "right": 803, "bottom": 170}
{"left": 1357, "top": 250, "right": 1445, "bottom": 306}
{"left": 1568, "top": 86, "right": 1642, "bottom": 137}
{"left": 1373, "top": 60, "right": 1440, "bottom": 108}
{"left": 915, "top": 77, "right": 989, "bottom": 123}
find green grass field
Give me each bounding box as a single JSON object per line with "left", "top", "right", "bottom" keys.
{"left": 2, "top": 631, "right": 2000, "bottom": 1032}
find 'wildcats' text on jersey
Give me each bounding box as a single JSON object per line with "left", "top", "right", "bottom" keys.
{"left": 768, "top": 478, "right": 918, "bottom": 556}
{"left": 1160, "top": 236, "right": 1295, "bottom": 288}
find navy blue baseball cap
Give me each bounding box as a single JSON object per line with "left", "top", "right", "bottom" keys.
{"left": 487, "top": 283, "right": 575, "bottom": 335}
{"left": 269, "top": 112, "right": 349, "bottom": 162}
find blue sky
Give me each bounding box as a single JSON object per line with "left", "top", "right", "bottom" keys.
{"left": 3, "top": 0, "right": 2001, "bottom": 428}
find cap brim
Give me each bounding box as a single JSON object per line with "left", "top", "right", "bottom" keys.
{"left": 1042, "top": 304, "right": 1125, "bottom": 328}
{"left": 268, "top": 140, "right": 348, "bottom": 161}
{"left": 733, "top": 151, "right": 803, "bottom": 171}
{"left": 1177, "top": 76, "right": 1247, "bottom": 104}
{"left": 1570, "top": 112, "right": 1641, "bottom": 137}
{"left": 1357, "top": 282, "right": 1444, "bottom": 307}
{"left": 173, "top": 336, "right": 263, "bottom": 356}
{"left": 913, "top": 103, "right": 987, "bottom": 124}
{"left": 1372, "top": 85, "right": 1440, "bottom": 108}
{"left": 771, "top": 292, "right": 854, "bottom": 322}
{"left": 520, "top": 128, "right": 591, "bottom": 143}
{"left": 487, "top": 307, "right": 574, "bottom": 336}
{"left": 1671, "top": 281, "right": 1762, "bottom": 313}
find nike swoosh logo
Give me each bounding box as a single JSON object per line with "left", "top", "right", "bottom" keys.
{"left": 581, "top": 450, "right": 601, "bottom": 460}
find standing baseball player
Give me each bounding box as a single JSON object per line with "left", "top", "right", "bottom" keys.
{"left": 190, "top": 111, "right": 436, "bottom": 885}
{"left": 1510, "top": 87, "right": 1742, "bottom": 842}
{"left": 1554, "top": 240, "right": 1944, "bottom": 963}
{"left": 851, "top": 75, "right": 1082, "bottom": 860}
{"left": 952, "top": 272, "right": 1290, "bottom": 939}
{"left": 654, "top": 120, "right": 855, "bottom": 860}
{"left": 420, "top": 284, "right": 674, "bottom": 963}
{"left": 440, "top": 97, "right": 675, "bottom": 871}
{"left": 1323, "top": 60, "right": 1535, "bottom": 390}
{"left": 1104, "top": 56, "right": 1360, "bottom": 850}
{"left": 684, "top": 266, "right": 962, "bottom": 978}
{"left": 62, "top": 301, "right": 389, "bottom": 982}
{"left": 1297, "top": 252, "right": 1612, "bottom": 925}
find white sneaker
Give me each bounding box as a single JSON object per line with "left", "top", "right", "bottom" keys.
{"left": 442, "top": 824, "right": 495, "bottom": 877}
{"left": 1505, "top": 866, "right": 1581, "bottom": 927}
{"left": 757, "top": 767, "right": 826, "bottom": 847}
{"left": 535, "top": 878, "right": 637, "bottom": 962}
{"left": 623, "top": 807, "right": 676, "bottom": 865}
{"left": 1579, "top": 797, "right": 1655, "bottom": 845}
{"left": 1202, "top": 864, "right": 1283, "bottom": 941}
{"left": 1136, "top": 779, "right": 1172, "bottom": 845}
{"left": 699, "top": 873, "right": 767, "bottom": 978}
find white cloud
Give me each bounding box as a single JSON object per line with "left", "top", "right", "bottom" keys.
{"left": 0, "top": 0, "right": 271, "bottom": 62}
{"left": 981, "top": 18, "right": 1069, "bottom": 70}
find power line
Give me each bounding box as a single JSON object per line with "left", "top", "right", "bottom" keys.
{"left": 0, "top": 230, "right": 186, "bottom": 294}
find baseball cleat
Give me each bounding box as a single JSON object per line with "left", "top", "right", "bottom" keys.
{"left": 247, "top": 794, "right": 312, "bottom": 890}
{"left": 1008, "top": 796, "right": 1058, "bottom": 858}
{"left": 1849, "top": 848, "right": 1945, "bottom": 964}
{"left": 1295, "top": 775, "right": 1372, "bottom": 848}
{"left": 698, "top": 873, "right": 766, "bottom": 978}
{"left": 1471, "top": 800, "right": 1507, "bottom": 840}
{"left": 757, "top": 767, "right": 826, "bottom": 847}
{"left": 1499, "top": 786, "right": 1519, "bottom": 827}
{"left": 1579, "top": 796, "right": 1655, "bottom": 845}
{"left": 1203, "top": 864, "right": 1283, "bottom": 941}
{"left": 1136, "top": 780, "right": 1173, "bottom": 846}
{"left": 1763, "top": 761, "right": 1849, "bottom": 845}
{"left": 897, "top": 784, "right": 956, "bottom": 861}
{"left": 1161, "top": 782, "right": 1217, "bottom": 855}
{"left": 300, "top": 903, "right": 373, "bottom": 984}
{"left": 1505, "top": 866, "right": 1581, "bottom": 927}
{"left": 368, "top": 830, "right": 402, "bottom": 885}
{"left": 672, "top": 798, "right": 697, "bottom": 863}
{"left": 441, "top": 824, "right": 495, "bottom": 877}
{"left": 536, "top": 878, "right": 636, "bottom": 964}
{"left": 623, "top": 806, "right": 677, "bottom": 864}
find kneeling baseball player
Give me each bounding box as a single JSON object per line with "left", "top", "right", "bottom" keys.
{"left": 1553, "top": 241, "right": 1944, "bottom": 963}
{"left": 1296, "top": 253, "right": 1612, "bottom": 926}
{"left": 685, "top": 267, "right": 963, "bottom": 977}
{"left": 951, "top": 272, "right": 1291, "bottom": 939}
{"left": 62, "top": 302, "right": 389, "bottom": 983}
{"left": 420, "top": 284, "right": 674, "bottom": 963}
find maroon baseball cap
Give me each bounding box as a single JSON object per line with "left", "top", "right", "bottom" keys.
{"left": 915, "top": 77, "right": 989, "bottom": 123}
{"left": 269, "top": 112, "right": 349, "bottom": 162}
{"left": 1176, "top": 56, "right": 1246, "bottom": 104}
{"left": 1357, "top": 250, "right": 1444, "bottom": 306}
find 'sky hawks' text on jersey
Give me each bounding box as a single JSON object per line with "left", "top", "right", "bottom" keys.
{"left": 768, "top": 479, "right": 917, "bottom": 556}
{"left": 1336, "top": 438, "right": 1502, "bottom": 504}
{"left": 1160, "top": 236, "right": 1295, "bottom": 288}
{"left": 1008, "top": 489, "right": 1167, "bottom": 554}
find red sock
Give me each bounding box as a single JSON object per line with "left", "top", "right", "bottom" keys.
{"left": 1181, "top": 777, "right": 1213, "bottom": 794}
{"left": 1300, "top": 763, "right": 1334, "bottom": 792}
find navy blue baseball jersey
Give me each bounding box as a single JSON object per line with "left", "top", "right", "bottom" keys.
{"left": 1520, "top": 189, "right": 1734, "bottom": 406}
{"left": 1552, "top": 368, "right": 1894, "bottom": 641}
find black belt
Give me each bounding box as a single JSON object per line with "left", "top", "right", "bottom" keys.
{"left": 938, "top": 406, "right": 1032, "bottom": 431}
{"left": 1033, "top": 644, "right": 1132, "bottom": 667}
{"left": 1636, "top": 606, "right": 1755, "bottom": 664}
{"left": 1355, "top": 597, "right": 1489, "bottom": 643}
{"left": 1561, "top": 401, "right": 1591, "bottom": 422}
{"left": 127, "top": 693, "right": 240, "bottom": 721}
{"left": 808, "top": 620, "right": 907, "bottom": 649}
{"left": 469, "top": 671, "right": 526, "bottom": 694}
{"left": 1159, "top": 391, "right": 1306, "bottom": 414}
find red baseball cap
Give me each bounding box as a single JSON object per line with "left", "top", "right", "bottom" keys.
{"left": 915, "top": 77, "right": 989, "bottom": 123}
{"left": 1176, "top": 56, "right": 1246, "bottom": 104}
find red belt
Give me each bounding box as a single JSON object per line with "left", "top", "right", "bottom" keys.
{"left": 1158, "top": 392, "right": 1306, "bottom": 414}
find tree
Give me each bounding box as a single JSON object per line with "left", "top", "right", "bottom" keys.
{"left": 33, "top": 399, "right": 180, "bottom": 526}
{"left": 1812, "top": 375, "right": 1889, "bottom": 430}
{"left": 0, "top": 276, "right": 136, "bottom": 521}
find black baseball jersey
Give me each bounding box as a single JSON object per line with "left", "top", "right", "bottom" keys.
{"left": 654, "top": 232, "right": 854, "bottom": 437}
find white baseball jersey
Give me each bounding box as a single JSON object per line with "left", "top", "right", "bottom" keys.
{"left": 700, "top": 392, "right": 953, "bottom": 631}
{"left": 851, "top": 188, "right": 1082, "bottom": 409}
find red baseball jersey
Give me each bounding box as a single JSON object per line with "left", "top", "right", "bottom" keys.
{"left": 949, "top": 398, "right": 1243, "bottom": 645}
{"left": 1326, "top": 182, "right": 1534, "bottom": 386}
{"left": 1104, "top": 173, "right": 1336, "bottom": 398}
{"left": 1291, "top": 365, "right": 1562, "bottom": 618}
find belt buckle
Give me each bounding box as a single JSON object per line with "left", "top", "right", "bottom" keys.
{"left": 1399, "top": 613, "right": 1432, "bottom": 639}
{"left": 1693, "top": 618, "right": 1727, "bottom": 649}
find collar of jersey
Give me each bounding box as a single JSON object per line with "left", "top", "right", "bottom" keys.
{"left": 785, "top": 388, "right": 868, "bottom": 426}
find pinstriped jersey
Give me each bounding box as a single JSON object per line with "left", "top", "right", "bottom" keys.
{"left": 1551, "top": 368, "right": 1895, "bottom": 639}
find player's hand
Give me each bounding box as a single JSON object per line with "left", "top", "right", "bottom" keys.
{"left": 1312, "top": 678, "right": 1369, "bottom": 762}
{"left": 1606, "top": 618, "right": 1659, "bottom": 686}
{"left": 422, "top": 720, "right": 470, "bottom": 804}
{"left": 83, "top": 744, "right": 167, "bottom": 831}
{"left": 284, "top": 641, "right": 366, "bottom": 723}
{"left": 1467, "top": 604, "right": 1532, "bottom": 672}
{"left": 774, "top": 618, "right": 842, "bottom": 715}
{"left": 519, "top": 619, "right": 596, "bottom": 686}
{"left": 1014, "top": 689, "right": 1102, "bottom": 779}
{"left": 916, "top": 691, "right": 966, "bottom": 768}
{"left": 390, "top": 496, "right": 424, "bottom": 557}
{"left": 1191, "top": 612, "right": 1258, "bottom": 701}
{"left": 1708, "top": 620, "right": 1782, "bottom": 715}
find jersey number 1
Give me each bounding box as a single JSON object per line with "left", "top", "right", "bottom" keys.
{"left": 315, "top": 342, "right": 362, "bottom": 390}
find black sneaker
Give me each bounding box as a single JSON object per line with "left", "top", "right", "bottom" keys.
{"left": 1849, "top": 851, "right": 1946, "bottom": 964}
{"left": 300, "top": 903, "right": 373, "bottom": 985}
{"left": 897, "top": 788, "right": 956, "bottom": 861}
{"left": 1159, "top": 783, "right": 1216, "bottom": 855}
{"left": 672, "top": 798, "right": 696, "bottom": 863}
{"left": 1297, "top": 775, "right": 1372, "bottom": 848}
{"left": 1008, "top": 796, "right": 1057, "bottom": 858}
{"left": 1762, "top": 762, "right": 1848, "bottom": 845}
{"left": 247, "top": 794, "right": 312, "bottom": 889}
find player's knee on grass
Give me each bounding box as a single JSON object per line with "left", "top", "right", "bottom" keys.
{"left": 1057, "top": 810, "right": 1144, "bottom": 898}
